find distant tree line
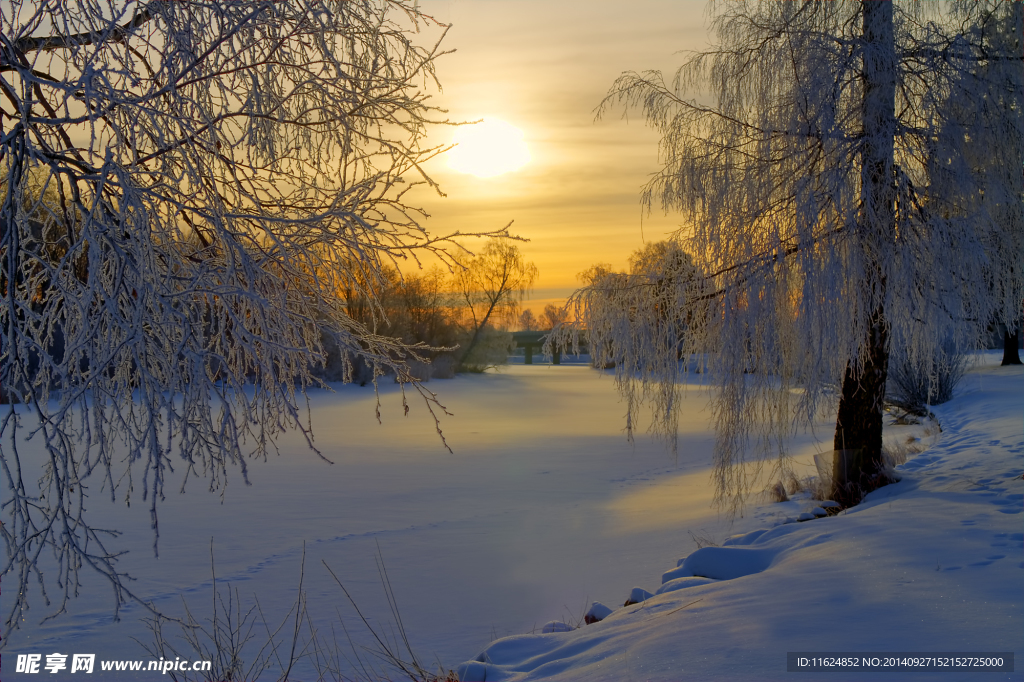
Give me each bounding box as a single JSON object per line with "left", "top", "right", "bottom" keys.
{"left": 331, "top": 237, "right": 538, "bottom": 382}
{"left": 517, "top": 303, "right": 569, "bottom": 331}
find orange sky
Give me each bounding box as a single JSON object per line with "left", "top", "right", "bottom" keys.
{"left": 412, "top": 0, "right": 709, "bottom": 315}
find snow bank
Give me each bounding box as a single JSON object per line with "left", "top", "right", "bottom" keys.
{"left": 457, "top": 358, "right": 1023, "bottom": 681}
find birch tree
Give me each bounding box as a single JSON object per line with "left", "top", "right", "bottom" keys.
{"left": 559, "top": 0, "right": 1024, "bottom": 511}
{"left": 0, "top": 0, "right": 499, "bottom": 634}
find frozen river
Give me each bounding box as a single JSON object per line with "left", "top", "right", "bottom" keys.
{"left": 4, "top": 365, "right": 832, "bottom": 680}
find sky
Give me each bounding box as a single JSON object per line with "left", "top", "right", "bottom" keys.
{"left": 411, "top": 0, "right": 710, "bottom": 315}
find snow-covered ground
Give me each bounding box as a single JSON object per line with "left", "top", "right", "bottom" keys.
{"left": 2, "top": 354, "right": 1021, "bottom": 681}
{"left": 457, "top": 354, "right": 1024, "bottom": 682}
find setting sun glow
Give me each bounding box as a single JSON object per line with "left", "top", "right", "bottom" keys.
{"left": 447, "top": 118, "right": 531, "bottom": 178}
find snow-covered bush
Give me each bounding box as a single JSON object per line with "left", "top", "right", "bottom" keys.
{"left": 887, "top": 346, "right": 968, "bottom": 415}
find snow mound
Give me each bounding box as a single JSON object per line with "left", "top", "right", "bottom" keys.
{"left": 584, "top": 601, "right": 613, "bottom": 624}
{"left": 655, "top": 576, "right": 716, "bottom": 595}
{"left": 661, "top": 564, "right": 693, "bottom": 583}
{"left": 458, "top": 660, "right": 490, "bottom": 681}
{"left": 664, "top": 536, "right": 780, "bottom": 583}
{"left": 722, "top": 528, "right": 770, "bottom": 546}
{"left": 541, "top": 620, "right": 574, "bottom": 633}
{"left": 460, "top": 631, "right": 622, "bottom": 682}
{"left": 677, "top": 546, "right": 777, "bottom": 580}
{"left": 624, "top": 587, "right": 653, "bottom": 605}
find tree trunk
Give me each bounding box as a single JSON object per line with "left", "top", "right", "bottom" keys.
{"left": 831, "top": 1, "right": 897, "bottom": 507}
{"left": 459, "top": 296, "right": 500, "bottom": 367}
{"left": 833, "top": 308, "right": 890, "bottom": 506}
{"left": 1002, "top": 328, "right": 1022, "bottom": 365}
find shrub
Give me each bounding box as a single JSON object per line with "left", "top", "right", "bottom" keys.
{"left": 886, "top": 345, "right": 967, "bottom": 416}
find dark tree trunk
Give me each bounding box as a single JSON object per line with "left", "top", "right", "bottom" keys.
{"left": 1002, "top": 328, "right": 1022, "bottom": 365}
{"left": 830, "top": 2, "right": 897, "bottom": 507}
{"left": 833, "top": 308, "right": 890, "bottom": 506}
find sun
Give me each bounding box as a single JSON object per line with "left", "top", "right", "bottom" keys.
{"left": 447, "top": 118, "right": 531, "bottom": 178}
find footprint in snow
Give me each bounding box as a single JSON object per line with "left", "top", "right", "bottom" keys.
{"left": 993, "top": 497, "right": 1022, "bottom": 514}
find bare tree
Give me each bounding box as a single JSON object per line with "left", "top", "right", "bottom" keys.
{"left": 454, "top": 236, "right": 538, "bottom": 368}
{"left": 517, "top": 308, "right": 538, "bottom": 331}
{"left": 0, "top": 0, "right": 503, "bottom": 635}
{"left": 558, "top": 0, "right": 1024, "bottom": 511}
{"left": 539, "top": 303, "right": 568, "bottom": 331}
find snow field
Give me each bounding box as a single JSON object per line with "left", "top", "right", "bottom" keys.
{"left": 3, "top": 357, "right": 1020, "bottom": 682}
{"left": 456, "top": 355, "right": 1022, "bottom": 681}
{"left": 2, "top": 365, "right": 806, "bottom": 679}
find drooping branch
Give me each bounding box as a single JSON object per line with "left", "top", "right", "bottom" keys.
{"left": 558, "top": 0, "right": 1023, "bottom": 516}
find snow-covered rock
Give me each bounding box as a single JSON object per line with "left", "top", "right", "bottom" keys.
{"left": 583, "top": 601, "right": 613, "bottom": 624}
{"left": 623, "top": 587, "right": 653, "bottom": 605}
{"left": 541, "top": 620, "right": 573, "bottom": 633}
{"left": 811, "top": 506, "right": 828, "bottom": 517}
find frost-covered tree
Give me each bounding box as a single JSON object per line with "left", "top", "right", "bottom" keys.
{"left": 558, "top": 0, "right": 1024, "bottom": 511}
{"left": 0, "top": 0, "right": 501, "bottom": 634}
{"left": 940, "top": 1, "right": 1024, "bottom": 366}
{"left": 563, "top": 241, "right": 707, "bottom": 445}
